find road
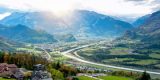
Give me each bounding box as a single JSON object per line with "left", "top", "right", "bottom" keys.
{"left": 34, "top": 46, "right": 52, "bottom": 61}
{"left": 41, "top": 48, "right": 52, "bottom": 61}
{"left": 61, "top": 44, "right": 160, "bottom": 75}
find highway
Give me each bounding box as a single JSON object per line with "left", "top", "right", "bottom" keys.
{"left": 61, "top": 44, "right": 160, "bottom": 75}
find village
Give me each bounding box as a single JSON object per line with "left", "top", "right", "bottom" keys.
{"left": 0, "top": 63, "right": 52, "bottom": 80}
{"left": 0, "top": 62, "right": 115, "bottom": 80}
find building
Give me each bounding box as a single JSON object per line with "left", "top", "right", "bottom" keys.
{"left": 31, "top": 64, "right": 52, "bottom": 80}
{"left": 0, "top": 63, "right": 19, "bottom": 78}
{"left": 12, "top": 69, "right": 24, "bottom": 80}
{"left": 33, "top": 64, "right": 45, "bottom": 71}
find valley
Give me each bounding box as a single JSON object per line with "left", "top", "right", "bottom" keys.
{"left": 0, "top": 2, "right": 160, "bottom": 79}
{"left": 28, "top": 39, "right": 160, "bottom": 79}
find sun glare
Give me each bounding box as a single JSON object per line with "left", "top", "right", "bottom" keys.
{"left": 32, "top": 0, "right": 76, "bottom": 18}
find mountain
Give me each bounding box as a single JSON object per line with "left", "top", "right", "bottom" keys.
{"left": 132, "top": 14, "right": 151, "bottom": 27}
{"left": 0, "top": 37, "right": 14, "bottom": 51}
{"left": 55, "top": 34, "right": 76, "bottom": 42}
{"left": 0, "top": 10, "right": 133, "bottom": 38}
{"left": 112, "top": 16, "right": 136, "bottom": 24}
{"left": 123, "top": 10, "right": 160, "bottom": 48}
{"left": 72, "top": 10, "right": 133, "bottom": 37}
{"left": 0, "top": 24, "right": 57, "bottom": 43}
{"left": 0, "top": 36, "right": 24, "bottom": 51}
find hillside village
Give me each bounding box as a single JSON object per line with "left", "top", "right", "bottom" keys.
{"left": 0, "top": 63, "right": 52, "bottom": 80}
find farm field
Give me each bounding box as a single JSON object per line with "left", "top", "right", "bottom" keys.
{"left": 98, "top": 76, "right": 133, "bottom": 80}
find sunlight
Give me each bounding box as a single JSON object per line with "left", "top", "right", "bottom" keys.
{"left": 0, "top": 12, "right": 11, "bottom": 20}
{"left": 32, "top": 0, "right": 76, "bottom": 18}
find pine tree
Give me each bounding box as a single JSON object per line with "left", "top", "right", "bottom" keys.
{"left": 139, "top": 71, "right": 151, "bottom": 80}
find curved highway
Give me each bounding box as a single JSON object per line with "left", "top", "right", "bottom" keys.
{"left": 61, "top": 44, "right": 160, "bottom": 75}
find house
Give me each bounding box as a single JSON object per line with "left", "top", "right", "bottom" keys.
{"left": 12, "top": 69, "right": 24, "bottom": 80}
{"left": 31, "top": 64, "right": 52, "bottom": 80}
{"left": 0, "top": 63, "right": 10, "bottom": 73}
{"left": 7, "top": 64, "right": 18, "bottom": 73}
{"left": 0, "top": 63, "right": 18, "bottom": 78}
{"left": 33, "top": 64, "right": 45, "bottom": 71}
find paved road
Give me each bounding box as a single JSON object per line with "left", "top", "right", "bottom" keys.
{"left": 61, "top": 44, "right": 160, "bottom": 75}
{"left": 35, "top": 47, "right": 52, "bottom": 61}
{"left": 41, "top": 48, "right": 52, "bottom": 61}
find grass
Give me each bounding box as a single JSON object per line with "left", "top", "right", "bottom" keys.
{"left": 0, "top": 78, "right": 15, "bottom": 80}
{"left": 50, "top": 51, "right": 69, "bottom": 61}
{"left": 149, "top": 53, "right": 160, "bottom": 59}
{"left": 109, "top": 47, "right": 131, "bottom": 55}
{"left": 154, "top": 64, "right": 160, "bottom": 68}
{"left": 77, "top": 76, "right": 97, "bottom": 80}
{"left": 129, "top": 59, "right": 158, "bottom": 65}
{"left": 16, "top": 48, "right": 41, "bottom": 53}
{"left": 98, "top": 75, "right": 133, "bottom": 80}
{"left": 102, "top": 58, "right": 137, "bottom": 63}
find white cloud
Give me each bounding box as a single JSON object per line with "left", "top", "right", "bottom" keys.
{"left": 0, "top": 12, "right": 11, "bottom": 20}
{"left": 0, "top": 0, "right": 159, "bottom": 18}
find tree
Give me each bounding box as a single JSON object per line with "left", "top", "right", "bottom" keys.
{"left": 50, "top": 68, "right": 64, "bottom": 80}
{"left": 3, "top": 52, "right": 9, "bottom": 63}
{"left": 0, "top": 52, "right": 4, "bottom": 62}
{"left": 139, "top": 71, "right": 151, "bottom": 80}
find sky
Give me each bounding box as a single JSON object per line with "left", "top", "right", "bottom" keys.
{"left": 0, "top": 0, "right": 160, "bottom": 20}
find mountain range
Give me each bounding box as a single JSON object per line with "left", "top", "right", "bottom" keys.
{"left": 0, "top": 9, "right": 160, "bottom": 51}
{"left": 132, "top": 14, "right": 151, "bottom": 27}
{"left": 123, "top": 10, "right": 160, "bottom": 48}
{"left": 0, "top": 10, "right": 133, "bottom": 38}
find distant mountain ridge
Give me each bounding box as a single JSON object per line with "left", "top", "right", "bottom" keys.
{"left": 123, "top": 10, "right": 160, "bottom": 47}
{"left": 132, "top": 14, "right": 151, "bottom": 27}
{"left": 0, "top": 10, "right": 133, "bottom": 38}
{"left": 73, "top": 10, "right": 133, "bottom": 37}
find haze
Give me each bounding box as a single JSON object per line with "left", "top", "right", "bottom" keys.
{"left": 0, "top": 0, "right": 159, "bottom": 19}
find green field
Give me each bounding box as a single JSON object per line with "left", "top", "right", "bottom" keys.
{"left": 0, "top": 78, "right": 15, "bottom": 80}
{"left": 98, "top": 76, "right": 133, "bottom": 80}
{"left": 129, "top": 59, "right": 159, "bottom": 65}
{"left": 16, "top": 48, "right": 41, "bottom": 53}
{"left": 77, "top": 76, "right": 97, "bottom": 80}
{"left": 149, "top": 53, "right": 160, "bottom": 59}
{"left": 50, "top": 51, "right": 69, "bottom": 61}
{"left": 77, "top": 45, "right": 160, "bottom": 69}
{"left": 103, "top": 58, "right": 136, "bottom": 63}
{"left": 109, "top": 47, "right": 131, "bottom": 55}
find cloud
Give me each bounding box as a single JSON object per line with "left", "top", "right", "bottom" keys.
{"left": 146, "top": 0, "right": 160, "bottom": 11}
{"left": 124, "top": 0, "right": 146, "bottom": 3}
{"left": 124, "top": 0, "right": 146, "bottom": 2}
{"left": 0, "top": 0, "right": 159, "bottom": 18}
{"left": 0, "top": 12, "right": 11, "bottom": 20}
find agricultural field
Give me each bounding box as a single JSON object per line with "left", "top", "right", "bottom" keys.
{"left": 149, "top": 53, "right": 160, "bottom": 59}
{"left": 76, "top": 45, "right": 160, "bottom": 71}
{"left": 98, "top": 76, "right": 133, "bottom": 80}
{"left": 16, "top": 48, "right": 42, "bottom": 53}
{"left": 77, "top": 75, "right": 133, "bottom": 80}
{"left": 109, "top": 47, "right": 132, "bottom": 55}
{"left": 0, "top": 78, "right": 15, "bottom": 80}
{"left": 50, "top": 51, "right": 69, "bottom": 61}
{"left": 77, "top": 76, "right": 97, "bottom": 80}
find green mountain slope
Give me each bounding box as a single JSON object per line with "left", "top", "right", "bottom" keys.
{"left": 0, "top": 24, "right": 57, "bottom": 43}
{"left": 122, "top": 10, "right": 160, "bottom": 49}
